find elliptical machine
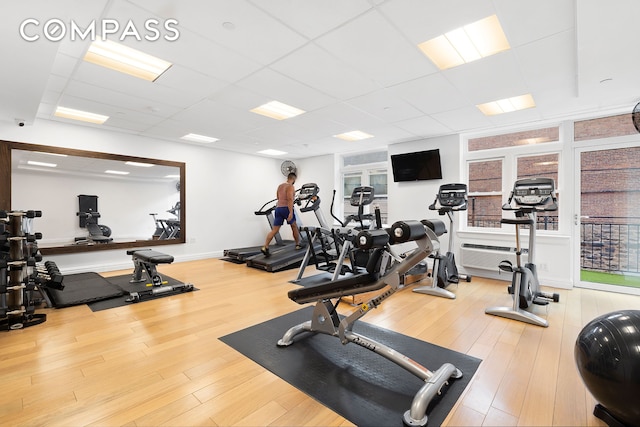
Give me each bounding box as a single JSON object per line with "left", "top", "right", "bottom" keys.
{"left": 414, "top": 183, "right": 471, "bottom": 299}
{"left": 485, "top": 177, "right": 560, "bottom": 327}
{"left": 293, "top": 186, "right": 377, "bottom": 285}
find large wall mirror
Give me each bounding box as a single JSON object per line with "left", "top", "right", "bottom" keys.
{"left": 0, "top": 140, "right": 185, "bottom": 255}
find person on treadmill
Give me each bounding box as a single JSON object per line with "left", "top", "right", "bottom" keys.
{"left": 261, "top": 173, "right": 302, "bottom": 257}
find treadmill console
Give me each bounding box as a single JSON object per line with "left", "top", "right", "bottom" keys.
{"left": 298, "top": 183, "right": 319, "bottom": 200}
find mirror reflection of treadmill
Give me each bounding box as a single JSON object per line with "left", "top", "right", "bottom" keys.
{"left": 246, "top": 183, "right": 329, "bottom": 273}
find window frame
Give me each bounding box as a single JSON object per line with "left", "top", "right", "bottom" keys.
{"left": 339, "top": 153, "right": 388, "bottom": 226}
{"left": 463, "top": 128, "right": 563, "bottom": 234}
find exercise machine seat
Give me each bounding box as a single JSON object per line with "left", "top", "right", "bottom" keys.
{"left": 127, "top": 249, "right": 174, "bottom": 264}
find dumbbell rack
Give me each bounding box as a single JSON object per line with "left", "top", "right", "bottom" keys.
{"left": 0, "top": 210, "right": 63, "bottom": 330}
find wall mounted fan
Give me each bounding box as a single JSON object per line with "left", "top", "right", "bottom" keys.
{"left": 633, "top": 102, "right": 640, "bottom": 133}
{"left": 281, "top": 160, "right": 297, "bottom": 176}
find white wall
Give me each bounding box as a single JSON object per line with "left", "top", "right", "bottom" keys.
{"left": 1, "top": 119, "right": 282, "bottom": 273}
{"left": 387, "top": 135, "right": 462, "bottom": 223}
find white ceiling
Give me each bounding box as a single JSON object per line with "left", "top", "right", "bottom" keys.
{"left": 1, "top": 0, "right": 639, "bottom": 159}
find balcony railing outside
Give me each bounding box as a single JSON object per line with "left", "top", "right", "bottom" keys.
{"left": 581, "top": 219, "right": 640, "bottom": 275}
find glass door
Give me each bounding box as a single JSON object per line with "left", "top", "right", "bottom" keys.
{"left": 575, "top": 143, "right": 640, "bottom": 294}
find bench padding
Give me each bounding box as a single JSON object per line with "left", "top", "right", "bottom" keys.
{"left": 127, "top": 250, "right": 174, "bottom": 264}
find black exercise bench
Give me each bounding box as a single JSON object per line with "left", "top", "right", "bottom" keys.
{"left": 277, "top": 220, "right": 462, "bottom": 427}
{"left": 126, "top": 249, "right": 194, "bottom": 302}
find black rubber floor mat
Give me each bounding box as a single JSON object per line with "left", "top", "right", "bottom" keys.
{"left": 220, "top": 307, "right": 481, "bottom": 427}
{"left": 87, "top": 274, "right": 196, "bottom": 312}
{"left": 46, "top": 272, "right": 124, "bottom": 308}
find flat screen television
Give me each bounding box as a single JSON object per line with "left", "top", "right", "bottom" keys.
{"left": 391, "top": 149, "right": 442, "bottom": 182}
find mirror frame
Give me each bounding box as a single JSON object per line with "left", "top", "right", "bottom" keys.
{"left": 0, "top": 140, "right": 186, "bottom": 255}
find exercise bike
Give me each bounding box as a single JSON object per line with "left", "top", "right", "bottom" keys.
{"left": 414, "top": 183, "right": 472, "bottom": 299}
{"left": 485, "top": 177, "right": 560, "bottom": 327}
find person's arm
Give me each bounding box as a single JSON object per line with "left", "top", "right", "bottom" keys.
{"left": 287, "top": 184, "right": 295, "bottom": 220}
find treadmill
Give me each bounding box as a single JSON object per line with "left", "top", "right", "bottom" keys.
{"left": 246, "top": 183, "right": 329, "bottom": 272}
{"left": 223, "top": 197, "right": 295, "bottom": 263}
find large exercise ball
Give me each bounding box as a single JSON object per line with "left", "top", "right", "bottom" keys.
{"left": 574, "top": 310, "right": 640, "bottom": 426}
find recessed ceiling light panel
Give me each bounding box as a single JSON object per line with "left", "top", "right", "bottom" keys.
{"left": 476, "top": 94, "right": 536, "bottom": 116}
{"left": 257, "top": 149, "right": 287, "bottom": 156}
{"left": 54, "top": 106, "right": 109, "bottom": 124}
{"left": 418, "top": 14, "right": 510, "bottom": 70}
{"left": 181, "top": 133, "right": 219, "bottom": 143}
{"left": 84, "top": 40, "right": 172, "bottom": 82}
{"left": 334, "top": 131, "right": 374, "bottom": 141}
{"left": 250, "top": 101, "right": 305, "bottom": 120}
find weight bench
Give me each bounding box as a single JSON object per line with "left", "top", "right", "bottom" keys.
{"left": 126, "top": 249, "right": 193, "bottom": 302}
{"left": 277, "top": 220, "right": 462, "bottom": 427}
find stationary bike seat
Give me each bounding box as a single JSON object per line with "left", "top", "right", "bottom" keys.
{"left": 501, "top": 218, "right": 534, "bottom": 226}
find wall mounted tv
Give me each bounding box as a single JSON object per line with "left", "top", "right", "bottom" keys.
{"left": 391, "top": 149, "right": 443, "bottom": 182}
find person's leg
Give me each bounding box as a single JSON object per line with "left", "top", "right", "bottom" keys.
{"left": 290, "top": 223, "right": 301, "bottom": 248}
{"left": 264, "top": 207, "right": 287, "bottom": 256}
{"left": 288, "top": 211, "right": 302, "bottom": 248}
{"left": 264, "top": 225, "right": 281, "bottom": 248}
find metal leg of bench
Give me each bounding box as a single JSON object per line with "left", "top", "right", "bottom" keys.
{"left": 130, "top": 260, "right": 145, "bottom": 282}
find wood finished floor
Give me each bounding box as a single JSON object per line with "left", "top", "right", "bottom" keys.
{"left": 1, "top": 257, "right": 638, "bottom": 426}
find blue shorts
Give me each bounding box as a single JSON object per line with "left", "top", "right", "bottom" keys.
{"left": 274, "top": 206, "right": 296, "bottom": 226}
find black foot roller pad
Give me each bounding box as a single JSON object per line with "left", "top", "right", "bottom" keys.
{"left": 219, "top": 307, "right": 481, "bottom": 427}
{"left": 46, "top": 272, "right": 125, "bottom": 308}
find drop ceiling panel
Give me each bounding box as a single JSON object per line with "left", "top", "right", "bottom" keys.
{"left": 494, "top": 0, "right": 574, "bottom": 48}
{"left": 379, "top": 0, "right": 496, "bottom": 44}
{"left": 346, "top": 89, "right": 424, "bottom": 123}
{"left": 393, "top": 115, "right": 452, "bottom": 137}
{"left": 363, "top": 124, "right": 415, "bottom": 143}
{"left": 207, "top": 84, "right": 269, "bottom": 112}
{"left": 431, "top": 105, "right": 492, "bottom": 132}
{"left": 63, "top": 81, "right": 182, "bottom": 119}
{"left": 131, "top": 0, "right": 308, "bottom": 65}
{"left": 309, "top": 102, "right": 384, "bottom": 131}
{"left": 577, "top": 0, "right": 640, "bottom": 102}
{"left": 244, "top": 122, "right": 312, "bottom": 146}
{"left": 237, "top": 68, "right": 337, "bottom": 112}
{"left": 285, "top": 113, "right": 352, "bottom": 140}
{"left": 443, "top": 52, "right": 527, "bottom": 104}
{"left": 390, "top": 73, "right": 469, "bottom": 115}
{"left": 55, "top": 93, "right": 166, "bottom": 127}
{"left": 249, "top": 0, "right": 373, "bottom": 39}
{"left": 485, "top": 106, "right": 542, "bottom": 128}
{"left": 514, "top": 30, "right": 576, "bottom": 93}
{"left": 0, "top": 4, "right": 62, "bottom": 123}
{"left": 71, "top": 62, "right": 205, "bottom": 109}
{"left": 270, "top": 43, "right": 380, "bottom": 100}
{"left": 153, "top": 28, "right": 263, "bottom": 83}
{"left": 315, "top": 9, "right": 436, "bottom": 87}
{"left": 170, "top": 99, "right": 273, "bottom": 134}
{"left": 156, "top": 65, "right": 229, "bottom": 98}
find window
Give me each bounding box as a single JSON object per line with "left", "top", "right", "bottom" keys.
{"left": 465, "top": 126, "right": 561, "bottom": 231}
{"left": 340, "top": 151, "right": 388, "bottom": 225}
{"left": 468, "top": 159, "right": 503, "bottom": 228}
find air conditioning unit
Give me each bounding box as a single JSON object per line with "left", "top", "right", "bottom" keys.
{"left": 460, "top": 243, "right": 528, "bottom": 271}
